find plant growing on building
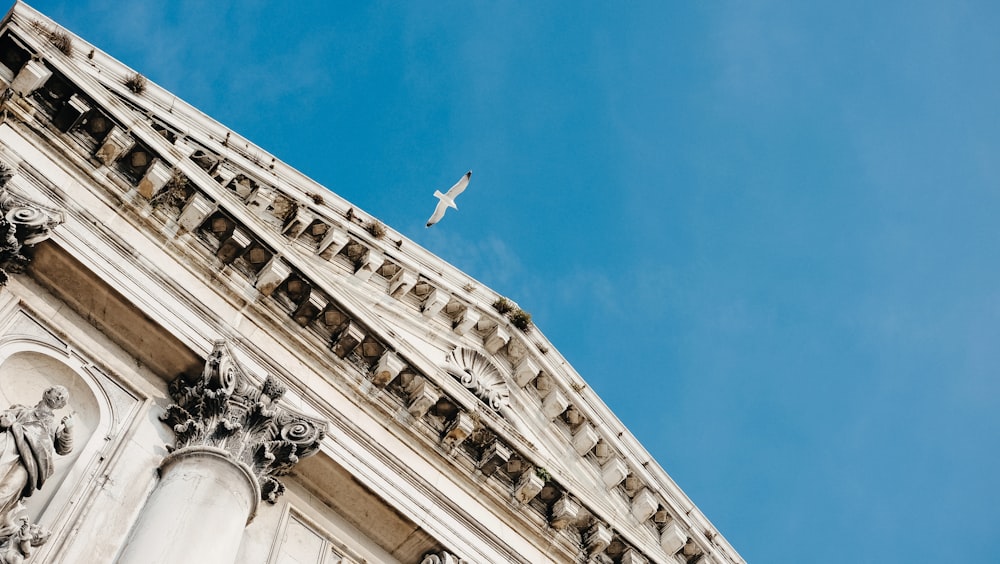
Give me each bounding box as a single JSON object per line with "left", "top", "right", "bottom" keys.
{"left": 493, "top": 297, "right": 533, "bottom": 333}
{"left": 366, "top": 220, "right": 386, "bottom": 239}
{"left": 48, "top": 30, "right": 72, "bottom": 55}
{"left": 31, "top": 21, "right": 72, "bottom": 55}
{"left": 125, "top": 72, "right": 147, "bottom": 94}
{"left": 492, "top": 297, "right": 513, "bottom": 315}
{"left": 508, "top": 309, "right": 533, "bottom": 333}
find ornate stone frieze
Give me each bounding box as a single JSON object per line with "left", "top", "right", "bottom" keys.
{"left": 0, "top": 167, "right": 63, "bottom": 286}
{"left": 160, "top": 341, "right": 327, "bottom": 503}
{"left": 445, "top": 348, "right": 509, "bottom": 411}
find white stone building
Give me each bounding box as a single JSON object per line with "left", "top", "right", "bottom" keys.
{"left": 0, "top": 2, "right": 744, "bottom": 562}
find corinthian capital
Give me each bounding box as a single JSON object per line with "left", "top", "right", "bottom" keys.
{"left": 0, "top": 165, "right": 64, "bottom": 286}
{"left": 161, "top": 341, "right": 327, "bottom": 503}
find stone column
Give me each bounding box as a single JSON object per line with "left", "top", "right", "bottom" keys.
{"left": 116, "top": 447, "right": 259, "bottom": 563}
{"left": 117, "top": 341, "right": 326, "bottom": 564}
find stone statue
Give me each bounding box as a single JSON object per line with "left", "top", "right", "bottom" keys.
{"left": 0, "top": 386, "right": 74, "bottom": 522}
{"left": 0, "top": 504, "right": 50, "bottom": 564}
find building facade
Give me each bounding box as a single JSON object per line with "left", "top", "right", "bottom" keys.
{"left": 0, "top": 3, "right": 743, "bottom": 563}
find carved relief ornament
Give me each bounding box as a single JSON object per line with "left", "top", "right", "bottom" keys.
{"left": 445, "top": 348, "right": 509, "bottom": 411}
{"left": 160, "top": 341, "right": 327, "bottom": 503}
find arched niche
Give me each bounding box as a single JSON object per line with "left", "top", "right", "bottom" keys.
{"left": 0, "top": 341, "right": 118, "bottom": 524}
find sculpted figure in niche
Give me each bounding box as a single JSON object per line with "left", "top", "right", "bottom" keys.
{"left": 0, "top": 386, "right": 74, "bottom": 522}
{"left": 0, "top": 509, "right": 49, "bottom": 564}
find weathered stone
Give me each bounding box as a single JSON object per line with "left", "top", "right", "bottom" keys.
{"left": 421, "top": 287, "right": 449, "bottom": 317}
{"left": 388, "top": 268, "right": 416, "bottom": 298}
{"left": 602, "top": 458, "right": 628, "bottom": 490}
{"left": 354, "top": 247, "right": 383, "bottom": 281}
{"left": 483, "top": 324, "right": 509, "bottom": 355}
{"left": 95, "top": 126, "right": 134, "bottom": 166}
{"left": 573, "top": 424, "right": 600, "bottom": 456}
{"left": 585, "top": 523, "right": 613, "bottom": 556}
{"left": 441, "top": 412, "right": 474, "bottom": 451}
{"left": 137, "top": 159, "right": 172, "bottom": 199}
{"left": 542, "top": 388, "right": 569, "bottom": 419}
{"left": 660, "top": 522, "right": 687, "bottom": 554}
{"left": 452, "top": 307, "right": 479, "bottom": 335}
{"left": 331, "top": 321, "right": 363, "bottom": 358}
{"left": 514, "top": 470, "right": 544, "bottom": 504}
{"left": 478, "top": 440, "right": 512, "bottom": 477}
{"left": 550, "top": 495, "right": 580, "bottom": 529}
{"left": 406, "top": 377, "right": 438, "bottom": 418}
{"left": 254, "top": 257, "right": 292, "bottom": 296}
{"left": 0, "top": 184, "right": 63, "bottom": 285}
{"left": 176, "top": 192, "right": 215, "bottom": 232}
{"left": 620, "top": 548, "right": 649, "bottom": 564}
{"left": 513, "top": 356, "right": 540, "bottom": 388}
{"left": 373, "top": 350, "right": 405, "bottom": 387}
{"left": 632, "top": 488, "right": 658, "bottom": 522}
{"left": 11, "top": 59, "right": 50, "bottom": 95}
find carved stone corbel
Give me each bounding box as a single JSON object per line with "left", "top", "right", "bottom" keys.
{"left": 160, "top": 340, "right": 327, "bottom": 503}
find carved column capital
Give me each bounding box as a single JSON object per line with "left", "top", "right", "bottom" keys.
{"left": 160, "top": 340, "right": 327, "bottom": 503}
{"left": 0, "top": 169, "right": 64, "bottom": 286}
{"left": 420, "top": 550, "right": 469, "bottom": 564}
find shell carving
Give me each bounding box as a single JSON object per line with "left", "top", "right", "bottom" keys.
{"left": 446, "top": 348, "right": 509, "bottom": 411}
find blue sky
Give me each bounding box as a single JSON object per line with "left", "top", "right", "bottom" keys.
{"left": 25, "top": 1, "right": 1000, "bottom": 561}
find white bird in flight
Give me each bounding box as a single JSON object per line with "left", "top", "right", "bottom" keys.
{"left": 425, "top": 171, "right": 472, "bottom": 227}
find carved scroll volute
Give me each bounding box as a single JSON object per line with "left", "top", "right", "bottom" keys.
{"left": 420, "top": 551, "right": 469, "bottom": 564}
{"left": 4, "top": 203, "right": 60, "bottom": 245}
{"left": 0, "top": 166, "right": 64, "bottom": 286}
{"left": 160, "top": 341, "right": 328, "bottom": 503}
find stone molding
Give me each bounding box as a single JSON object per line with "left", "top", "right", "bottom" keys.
{"left": 160, "top": 341, "right": 327, "bottom": 503}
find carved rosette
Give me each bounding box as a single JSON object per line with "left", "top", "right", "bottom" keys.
{"left": 160, "top": 341, "right": 327, "bottom": 503}
{"left": 0, "top": 166, "right": 63, "bottom": 286}
{"left": 445, "top": 348, "right": 509, "bottom": 411}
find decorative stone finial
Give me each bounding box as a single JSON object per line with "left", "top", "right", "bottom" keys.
{"left": 160, "top": 341, "right": 327, "bottom": 503}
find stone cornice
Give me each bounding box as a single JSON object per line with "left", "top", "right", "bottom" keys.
{"left": 0, "top": 5, "right": 744, "bottom": 563}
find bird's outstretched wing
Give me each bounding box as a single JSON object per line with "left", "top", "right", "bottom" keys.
{"left": 426, "top": 200, "right": 449, "bottom": 227}
{"left": 426, "top": 171, "right": 472, "bottom": 227}
{"left": 444, "top": 171, "right": 472, "bottom": 198}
